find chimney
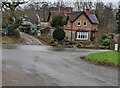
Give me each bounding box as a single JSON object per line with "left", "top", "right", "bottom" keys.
{"left": 86, "top": 8, "right": 90, "bottom": 15}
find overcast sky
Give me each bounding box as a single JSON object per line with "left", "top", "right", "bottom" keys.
{"left": 22, "top": 0, "right": 119, "bottom": 3}
{"left": 102, "top": 0, "right": 119, "bottom": 2}
{"left": 29, "top": 0, "right": 119, "bottom": 7}
{"left": 39, "top": 0, "right": 119, "bottom": 3}
{"left": 4, "top": 0, "right": 119, "bottom": 8}
{"left": 23, "top": 0, "right": 119, "bottom": 7}
{"left": 4, "top": 0, "right": 120, "bottom": 3}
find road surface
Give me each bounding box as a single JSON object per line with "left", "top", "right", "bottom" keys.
{"left": 2, "top": 44, "right": 118, "bottom": 86}
{"left": 2, "top": 32, "right": 119, "bottom": 86}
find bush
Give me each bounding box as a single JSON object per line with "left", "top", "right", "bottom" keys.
{"left": 108, "top": 33, "right": 115, "bottom": 39}
{"left": 100, "top": 33, "right": 115, "bottom": 47}
{"left": 101, "top": 38, "right": 111, "bottom": 46}
{"left": 12, "top": 30, "right": 20, "bottom": 38}
{"left": 51, "top": 16, "right": 64, "bottom": 27}
{"left": 53, "top": 28, "right": 65, "bottom": 41}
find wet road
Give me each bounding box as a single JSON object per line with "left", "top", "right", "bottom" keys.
{"left": 2, "top": 45, "right": 118, "bottom": 86}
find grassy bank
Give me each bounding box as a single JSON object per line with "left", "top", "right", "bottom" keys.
{"left": 84, "top": 51, "right": 120, "bottom": 67}
{"left": 1, "top": 36, "right": 24, "bottom": 44}
{"left": 34, "top": 35, "right": 53, "bottom": 45}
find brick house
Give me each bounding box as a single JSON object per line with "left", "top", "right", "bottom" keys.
{"left": 48, "top": 8, "right": 99, "bottom": 42}
{"left": 64, "top": 9, "right": 99, "bottom": 42}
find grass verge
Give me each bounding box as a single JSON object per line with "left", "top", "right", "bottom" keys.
{"left": 84, "top": 51, "right": 120, "bottom": 67}
{"left": 1, "top": 36, "right": 24, "bottom": 44}
{"left": 34, "top": 35, "right": 53, "bottom": 45}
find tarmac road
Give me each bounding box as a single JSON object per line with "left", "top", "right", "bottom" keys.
{"left": 2, "top": 44, "right": 118, "bottom": 86}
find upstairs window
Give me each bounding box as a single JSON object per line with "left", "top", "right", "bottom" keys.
{"left": 77, "top": 20, "right": 81, "bottom": 26}
{"left": 84, "top": 20, "right": 87, "bottom": 27}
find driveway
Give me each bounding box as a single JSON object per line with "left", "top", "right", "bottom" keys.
{"left": 2, "top": 44, "right": 118, "bottom": 86}
{"left": 20, "top": 32, "right": 43, "bottom": 45}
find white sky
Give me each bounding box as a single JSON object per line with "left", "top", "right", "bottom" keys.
{"left": 2, "top": 0, "right": 120, "bottom": 7}
{"left": 2, "top": 0, "right": 120, "bottom": 3}
{"left": 6, "top": 0, "right": 118, "bottom": 3}
{"left": 34, "top": 0, "right": 119, "bottom": 3}
{"left": 23, "top": 0, "right": 119, "bottom": 8}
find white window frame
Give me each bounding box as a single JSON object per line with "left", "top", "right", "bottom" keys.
{"left": 77, "top": 20, "right": 81, "bottom": 27}
{"left": 83, "top": 20, "right": 87, "bottom": 27}
{"left": 76, "top": 32, "right": 88, "bottom": 40}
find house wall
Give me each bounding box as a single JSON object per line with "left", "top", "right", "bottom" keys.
{"left": 72, "top": 14, "right": 92, "bottom": 31}
{"left": 64, "top": 30, "right": 76, "bottom": 41}
{"left": 91, "top": 24, "right": 98, "bottom": 30}
{"left": 64, "top": 22, "right": 72, "bottom": 30}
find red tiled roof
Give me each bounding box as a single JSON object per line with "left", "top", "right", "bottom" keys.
{"left": 67, "top": 12, "right": 82, "bottom": 22}
{"left": 67, "top": 11, "right": 99, "bottom": 24}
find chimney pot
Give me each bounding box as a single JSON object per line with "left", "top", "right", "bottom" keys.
{"left": 86, "top": 8, "right": 90, "bottom": 15}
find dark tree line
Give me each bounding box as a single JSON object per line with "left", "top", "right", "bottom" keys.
{"left": 116, "top": 2, "right": 120, "bottom": 52}
{"left": 95, "top": 2, "right": 117, "bottom": 39}
{"left": 116, "top": 3, "right": 120, "bottom": 33}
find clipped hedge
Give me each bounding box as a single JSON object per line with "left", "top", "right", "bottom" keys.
{"left": 53, "top": 28, "right": 65, "bottom": 41}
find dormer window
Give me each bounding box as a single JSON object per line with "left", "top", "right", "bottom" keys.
{"left": 84, "top": 20, "right": 87, "bottom": 27}
{"left": 77, "top": 20, "right": 81, "bottom": 26}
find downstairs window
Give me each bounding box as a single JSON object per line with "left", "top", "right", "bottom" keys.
{"left": 76, "top": 32, "right": 88, "bottom": 40}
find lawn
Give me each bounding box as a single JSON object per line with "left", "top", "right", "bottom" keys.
{"left": 85, "top": 51, "right": 120, "bottom": 67}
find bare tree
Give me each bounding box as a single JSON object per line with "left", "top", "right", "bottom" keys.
{"left": 2, "top": 1, "right": 26, "bottom": 33}
{"left": 74, "top": 0, "right": 94, "bottom": 11}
